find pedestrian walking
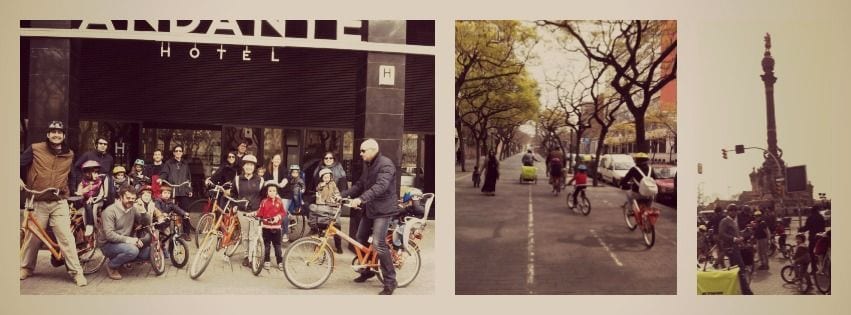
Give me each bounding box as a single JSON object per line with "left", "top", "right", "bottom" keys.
{"left": 481, "top": 152, "right": 499, "bottom": 196}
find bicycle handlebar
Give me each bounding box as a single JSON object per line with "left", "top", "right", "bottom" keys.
{"left": 22, "top": 187, "right": 60, "bottom": 195}
{"left": 160, "top": 180, "right": 191, "bottom": 187}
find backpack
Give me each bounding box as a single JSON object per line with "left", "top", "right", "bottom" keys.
{"left": 522, "top": 154, "right": 533, "bottom": 164}
{"left": 632, "top": 165, "right": 658, "bottom": 197}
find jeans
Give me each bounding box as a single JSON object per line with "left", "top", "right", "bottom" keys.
{"left": 83, "top": 201, "right": 103, "bottom": 228}
{"left": 756, "top": 238, "right": 770, "bottom": 267}
{"left": 280, "top": 199, "right": 292, "bottom": 237}
{"left": 572, "top": 186, "right": 587, "bottom": 206}
{"left": 262, "top": 228, "right": 283, "bottom": 264}
{"left": 356, "top": 215, "right": 394, "bottom": 288}
{"left": 725, "top": 248, "right": 754, "bottom": 294}
{"left": 102, "top": 242, "right": 151, "bottom": 269}
{"left": 21, "top": 200, "right": 84, "bottom": 276}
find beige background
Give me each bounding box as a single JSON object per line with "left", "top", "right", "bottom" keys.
{"left": 2, "top": 0, "right": 850, "bottom": 314}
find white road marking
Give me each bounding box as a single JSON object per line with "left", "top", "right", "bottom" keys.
{"left": 590, "top": 229, "right": 624, "bottom": 267}
{"left": 527, "top": 184, "right": 535, "bottom": 294}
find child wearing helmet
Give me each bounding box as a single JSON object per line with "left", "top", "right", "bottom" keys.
{"left": 312, "top": 167, "right": 344, "bottom": 253}
{"left": 155, "top": 184, "right": 192, "bottom": 242}
{"left": 392, "top": 188, "right": 426, "bottom": 249}
{"left": 255, "top": 180, "right": 287, "bottom": 270}
{"left": 75, "top": 160, "right": 109, "bottom": 236}
{"left": 566, "top": 164, "right": 589, "bottom": 209}
{"left": 112, "top": 165, "right": 131, "bottom": 197}
{"left": 129, "top": 159, "right": 149, "bottom": 191}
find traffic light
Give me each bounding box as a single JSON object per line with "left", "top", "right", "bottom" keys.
{"left": 735, "top": 145, "right": 745, "bottom": 154}
{"left": 775, "top": 181, "right": 785, "bottom": 196}
{"left": 722, "top": 149, "right": 728, "bottom": 159}
{"left": 697, "top": 163, "right": 703, "bottom": 174}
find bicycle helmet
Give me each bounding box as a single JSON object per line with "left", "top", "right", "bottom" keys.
{"left": 134, "top": 159, "right": 145, "bottom": 166}
{"left": 47, "top": 120, "right": 65, "bottom": 132}
{"left": 241, "top": 154, "right": 258, "bottom": 164}
{"left": 318, "top": 168, "right": 333, "bottom": 179}
{"left": 577, "top": 164, "right": 588, "bottom": 171}
{"left": 112, "top": 166, "right": 126, "bottom": 175}
{"left": 262, "top": 180, "right": 281, "bottom": 190}
{"left": 138, "top": 185, "right": 153, "bottom": 193}
{"left": 289, "top": 164, "right": 301, "bottom": 171}
{"left": 81, "top": 160, "right": 101, "bottom": 171}
{"left": 754, "top": 210, "right": 762, "bottom": 216}
{"left": 633, "top": 152, "right": 649, "bottom": 159}
{"left": 160, "top": 184, "right": 173, "bottom": 193}
{"left": 402, "top": 188, "right": 424, "bottom": 202}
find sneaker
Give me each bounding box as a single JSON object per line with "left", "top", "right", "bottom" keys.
{"left": 379, "top": 286, "right": 395, "bottom": 295}
{"left": 335, "top": 246, "right": 343, "bottom": 254}
{"left": 106, "top": 265, "right": 123, "bottom": 280}
{"left": 74, "top": 273, "right": 88, "bottom": 287}
{"left": 353, "top": 271, "right": 376, "bottom": 283}
{"left": 282, "top": 235, "right": 289, "bottom": 243}
{"left": 20, "top": 268, "right": 32, "bottom": 280}
{"left": 264, "top": 262, "right": 271, "bottom": 270}
{"left": 277, "top": 263, "right": 284, "bottom": 271}
{"left": 242, "top": 257, "right": 250, "bottom": 267}
{"left": 84, "top": 225, "right": 94, "bottom": 237}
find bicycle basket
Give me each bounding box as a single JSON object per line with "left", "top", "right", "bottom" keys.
{"left": 308, "top": 204, "right": 336, "bottom": 228}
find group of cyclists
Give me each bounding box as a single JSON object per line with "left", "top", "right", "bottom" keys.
{"left": 698, "top": 203, "right": 831, "bottom": 294}
{"left": 522, "top": 149, "right": 658, "bottom": 211}
{"left": 20, "top": 122, "right": 428, "bottom": 295}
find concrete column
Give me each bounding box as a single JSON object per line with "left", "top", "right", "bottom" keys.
{"left": 26, "top": 21, "right": 80, "bottom": 150}
{"left": 353, "top": 21, "right": 406, "bottom": 182}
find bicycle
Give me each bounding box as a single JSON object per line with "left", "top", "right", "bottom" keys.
{"left": 393, "top": 193, "right": 435, "bottom": 250}
{"left": 19, "top": 187, "right": 106, "bottom": 275}
{"left": 241, "top": 212, "right": 265, "bottom": 276}
{"left": 283, "top": 198, "right": 421, "bottom": 289}
{"left": 192, "top": 184, "right": 228, "bottom": 248}
{"left": 550, "top": 172, "right": 564, "bottom": 196}
{"left": 565, "top": 184, "right": 591, "bottom": 216}
{"left": 160, "top": 212, "right": 191, "bottom": 268}
{"left": 622, "top": 192, "right": 660, "bottom": 248}
{"left": 132, "top": 216, "right": 169, "bottom": 276}
{"left": 189, "top": 195, "right": 248, "bottom": 279}
{"left": 780, "top": 257, "right": 811, "bottom": 294}
{"left": 812, "top": 231, "right": 830, "bottom": 294}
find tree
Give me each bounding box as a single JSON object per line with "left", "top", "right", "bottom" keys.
{"left": 582, "top": 61, "right": 627, "bottom": 186}
{"left": 458, "top": 71, "right": 540, "bottom": 169}
{"left": 456, "top": 20, "right": 537, "bottom": 171}
{"left": 542, "top": 20, "right": 677, "bottom": 153}
{"left": 645, "top": 106, "right": 677, "bottom": 161}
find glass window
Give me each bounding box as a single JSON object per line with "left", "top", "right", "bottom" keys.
{"left": 264, "top": 128, "right": 284, "bottom": 166}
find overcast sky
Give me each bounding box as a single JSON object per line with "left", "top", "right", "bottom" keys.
{"left": 691, "top": 18, "right": 835, "bottom": 200}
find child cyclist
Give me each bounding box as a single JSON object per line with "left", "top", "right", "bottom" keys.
{"left": 566, "top": 164, "right": 589, "bottom": 208}
{"left": 155, "top": 184, "right": 192, "bottom": 242}
{"left": 792, "top": 233, "right": 812, "bottom": 287}
{"left": 253, "top": 180, "right": 286, "bottom": 270}
{"left": 313, "top": 168, "right": 344, "bottom": 253}
{"left": 75, "top": 160, "right": 110, "bottom": 236}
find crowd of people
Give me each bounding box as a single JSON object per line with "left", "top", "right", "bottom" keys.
{"left": 21, "top": 122, "right": 425, "bottom": 295}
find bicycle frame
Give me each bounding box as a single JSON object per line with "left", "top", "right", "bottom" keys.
{"left": 198, "top": 197, "right": 245, "bottom": 251}
{"left": 630, "top": 198, "right": 660, "bottom": 227}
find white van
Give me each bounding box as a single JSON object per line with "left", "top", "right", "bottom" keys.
{"left": 596, "top": 154, "right": 635, "bottom": 185}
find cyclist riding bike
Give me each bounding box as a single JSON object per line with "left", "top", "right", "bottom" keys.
{"left": 19, "top": 120, "right": 88, "bottom": 286}
{"left": 548, "top": 154, "right": 565, "bottom": 193}
{"left": 521, "top": 149, "right": 538, "bottom": 167}
{"left": 566, "top": 164, "right": 589, "bottom": 208}
{"left": 619, "top": 152, "right": 656, "bottom": 212}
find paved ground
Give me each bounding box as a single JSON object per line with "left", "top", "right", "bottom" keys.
{"left": 455, "top": 153, "right": 677, "bottom": 294}
{"left": 19, "top": 216, "right": 434, "bottom": 295}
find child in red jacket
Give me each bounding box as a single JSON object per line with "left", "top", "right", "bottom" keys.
{"left": 255, "top": 180, "right": 286, "bottom": 270}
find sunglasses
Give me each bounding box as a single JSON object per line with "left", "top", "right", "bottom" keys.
{"left": 360, "top": 150, "right": 367, "bottom": 153}
{"left": 324, "top": 157, "right": 334, "bottom": 160}
{"left": 228, "top": 155, "right": 236, "bottom": 158}
{"left": 174, "top": 150, "right": 183, "bottom": 152}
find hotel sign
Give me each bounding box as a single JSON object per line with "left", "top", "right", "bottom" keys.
{"left": 20, "top": 20, "right": 435, "bottom": 56}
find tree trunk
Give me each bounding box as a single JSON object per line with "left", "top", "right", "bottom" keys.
{"left": 634, "top": 115, "right": 647, "bottom": 153}
{"left": 593, "top": 127, "right": 609, "bottom": 187}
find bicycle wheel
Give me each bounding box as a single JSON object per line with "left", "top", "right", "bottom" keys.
{"left": 150, "top": 241, "right": 166, "bottom": 276}
{"left": 169, "top": 237, "right": 190, "bottom": 268}
{"left": 579, "top": 195, "right": 591, "bottom": 216}
{"left": 223, "top": 223, "right": 242, "bottom": 257}
{"left": 187, "top": 199, "right": 209, "bottom": 214}
{"left": 251, "top": 237, "right": 264, "bottom": 276}
{"left": 815, "top": 256, "right": 830, "bottom": 294}
{"left": 796, "top": 268, "right": 812, "bottom": 293}
{"left": 767, "top": 241, "right": 777, "bottom": 257}
{"left": 377, "top": 240, "right": 422, "bottom": 288}
{"left": 283, "top": 237, "right": 334, "bottom": 289}
{"left": 642, "top": 222, "right": 656, "bottom": 248}
{"left": 781, "top": 265, "right": 795, "bottom": 284}
{"left": 195, "top": 213, "right": 214, "bottom": 248}
{"left": 288, "top": 214, "right": 308, "bottom": 241}
{"left": 189, "top": 234, "right": 218, "bottom": 280}
{"left": 780, "top": 244, "right": 793, "bottom": 259}
{"left": 79, "top": 247, "right": 106, "bottom": 275}
{"left": 623, "top": 202, "right": 637, "bottom": 231}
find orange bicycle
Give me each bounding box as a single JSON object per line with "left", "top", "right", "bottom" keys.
{"left": 188, "top": 194, "right": 248, "bottom": 279}
{"left": 623, "top": 192, "right": 660, "bottom": 248}
{"left": 19, "top": 187, "right": 106, "bottom": 274}
{"left": 283, "top": 198, "right": 421, "bottom": 289}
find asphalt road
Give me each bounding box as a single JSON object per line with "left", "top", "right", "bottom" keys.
{"left": 456, "top": 153, "right": 677, "bottom": 294}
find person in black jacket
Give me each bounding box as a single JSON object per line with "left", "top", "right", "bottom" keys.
{"left": 342, "top": 139, "right": 399, "bottom": 295}
{"left": 619, "top": 152, "right": 655, "bottom": 210}
{"left": 207, "top": 151, "right": 239, "bottom": 187}
{"left": 71, "top": 137, "right": 114, "bottom": 192}
{"left": 798, "top": 207, "right": 826, "bottom": 274}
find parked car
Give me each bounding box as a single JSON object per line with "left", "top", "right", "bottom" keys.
{"left": 651, "top": 164, "right": 677, "bottom": 202}
{"left": 596, "top": 154, "right": 635, "bottom": 185}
